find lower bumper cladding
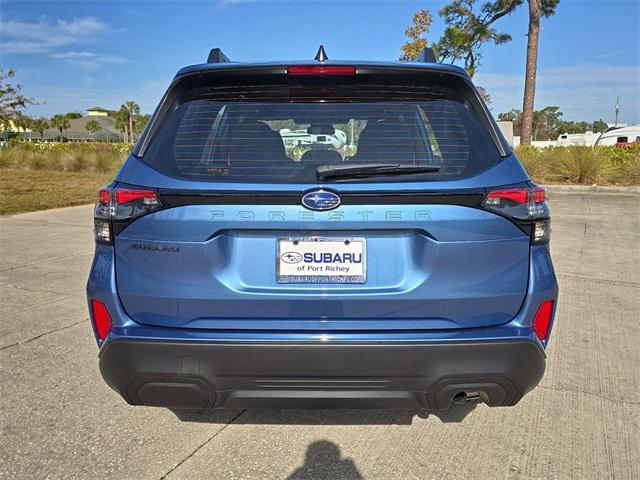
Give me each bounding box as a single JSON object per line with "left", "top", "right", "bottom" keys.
{"left": 99, "top": 339, "right": 546, "bottom": 410}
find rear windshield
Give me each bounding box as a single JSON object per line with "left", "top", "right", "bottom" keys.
{"left": 143, "top": 79, "right": 501, "bottom": 183}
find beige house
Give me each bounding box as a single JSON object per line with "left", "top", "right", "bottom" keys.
{"left": 37, "top": 107, "right": 121, "bottom": 142}
{"left": 87, "top": 107, "right": 111, "bottom": 117}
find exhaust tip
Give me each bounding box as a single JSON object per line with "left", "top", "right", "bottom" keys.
{"left": 452, "top": 392, "right": 468, "bottom": 405}
{"left": 451, "top": 391, "right": 481, "bottom": 406}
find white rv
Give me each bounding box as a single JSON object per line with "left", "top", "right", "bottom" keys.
{"left": 595, "top": 125, "right": 640, "bottom": 146}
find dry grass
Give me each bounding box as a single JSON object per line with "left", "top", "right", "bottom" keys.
{"left": 0, "top": 143, "right": 127, "bottom": 173}
{"left": 0, "top": 143, "right": 127, "bottom": 214}
{"left": 0, "top": 169, "right": 116, "bottom": 214}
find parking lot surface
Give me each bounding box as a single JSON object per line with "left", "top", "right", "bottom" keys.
{"left": 1, "top": 191, "right": 638, "bottom": 480}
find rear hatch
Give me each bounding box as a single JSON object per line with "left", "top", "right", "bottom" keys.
{"left": 111, "top": 65, "right": 532, "bottom": 331}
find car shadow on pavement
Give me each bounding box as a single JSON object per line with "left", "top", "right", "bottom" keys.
{"left": 169, "top": 402, "right": 477, "bottom": 425}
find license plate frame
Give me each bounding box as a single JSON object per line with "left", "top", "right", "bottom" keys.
{"left": 277, "top": 236, "right": 366, "bottom": 284}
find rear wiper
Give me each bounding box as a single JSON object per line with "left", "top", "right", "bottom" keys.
{"left": 316, "top": 163, "right": 440, "bottom": 181}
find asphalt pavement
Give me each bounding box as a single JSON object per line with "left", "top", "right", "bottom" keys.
{"left": 1, "top": 190, "right": 638, "bottom": 480}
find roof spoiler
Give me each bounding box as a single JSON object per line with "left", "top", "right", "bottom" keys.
{"left": 207, "top": 48, "right": 230, "bottom": 63}
{"left": 416, "top": 47, "right": 437, "bottom": 63}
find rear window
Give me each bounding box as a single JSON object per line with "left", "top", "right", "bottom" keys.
{"left": 143, "top": 78, "right": 501, "bottom": 183}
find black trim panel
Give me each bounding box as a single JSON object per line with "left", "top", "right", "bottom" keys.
{"left": 157, "top": 189, "right": 485, "bottom": 208}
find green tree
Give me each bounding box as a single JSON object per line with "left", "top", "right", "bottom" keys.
{"left": 30, "top": 118, "right": 49, "bottom": 140}
{"left": 498, "top": 109, "right": 523, "bottom": 136}
{"left": 399, "top": 10, "right": 434, "bottom": 61}
{"left": 13, "top": 114, "right": 32, "bottom": 140}
{"left": 65, "top": 112, "right": 83, "bottom": 119}
{"left": 557, "top": 120, "right": 590, "bottom": 135}
{"left": 399, "top": 8, "right": 493, "bottom": 104}
{"left": 592, "top": 119, "right": 608, "bottom": 133}
{"left": 400, "top": 1, "right": 560, "bottom": 143}
{"left": 85, "top": 120, "right": 102, "bottom": 140}
{"left": 115, "top": 106, "right": 130, "bottom": 142}
{"left": 0, "top": 68, "right": 35, "bottom": 137}
{"left": 435, "top": 0, "right": 516, "bottom": 77}
{"left": 122, "top": 101, "right": 140, "bottom": 143}
{"left": 51, "top": 114, "right": 70, "bottom": 142}
{"left": 134, "top": 114, "right": 151, "bottom": 136}
{"left": 535, "top": 105, "right": 563, "bottom": 140}
{"left": 499, "top": 106, "right": 564, "bottom": 139}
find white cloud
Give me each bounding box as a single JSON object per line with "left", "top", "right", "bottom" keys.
{"left": 476, "top": 64, "right": 640, "bottom": 123}
{"left": 0, "top": 16, "right": 113, "bottom": 54}
{"left": 51, "top": 51, "right": 128, "bottom": 69}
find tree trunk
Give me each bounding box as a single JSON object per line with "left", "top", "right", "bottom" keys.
{"left": 521, "top": 0, "right": 540, "bottom": 145}
{"left": 129, "top": 113, "right": 134, "bottom": 143}
{"left": 59, "top": 129, "right": 63, "bottom": 142}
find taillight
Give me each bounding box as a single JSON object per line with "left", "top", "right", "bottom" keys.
{"left": 113, "top": 189, "right": 158, "bottom": 205}
{"left": 94, "top": 186, "right": 162, "bottom": 243}
{"left": 287, "top": 65, "right": 356, "bottom": 75}
{"left": 485, "top": 188, "right": 528, "bottom": 204}
{"left": 90, "top": 299, "right": 112, "bottom": 341}
{"left": 533, "top": 300, "right": 554, "bottom": 341}
{"left": 482, "top": 186, "right": 551, "bottom": 244}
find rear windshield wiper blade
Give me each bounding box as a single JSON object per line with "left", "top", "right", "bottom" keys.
{"left": 316, "top": 163, "right": 440, "bottom": 181}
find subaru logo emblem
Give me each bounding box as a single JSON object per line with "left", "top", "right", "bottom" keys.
{"left": 280, "top": 252, "right": 303, "bottom": 264}
{"left": 301, "top": 190, "right": 341, "bottom": 211}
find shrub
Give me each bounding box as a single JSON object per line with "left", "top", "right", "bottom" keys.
{"left": 27, "top": 152, "right": 50, "bottom": 170}
{"left": 515, "top": 145, "right": 549, "bottom": 183}
{"left": 63, "top": 149, "right": 89, "bottom": 172}
{"left": 515, "top": 145, "right": 639, "bottom": 185}
{"left": 551, "top": 146, "right": 611, "bottom": 184}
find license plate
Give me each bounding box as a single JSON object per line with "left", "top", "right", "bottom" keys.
{"left": 277, "top": 237, "right": 366, "bottom": 284}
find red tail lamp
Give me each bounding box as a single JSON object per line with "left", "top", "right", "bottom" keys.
{"left": 90, "top": 299, "right": 112, "bottom": 340}
{"left": 533, "top": 300, "right": 554, "bottom": 341}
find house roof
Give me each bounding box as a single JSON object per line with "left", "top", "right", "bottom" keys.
{"left": 40, "top": 114, "right": 120, "bottom": 140}
{"left": 87, "top": 106, "right": 110, "bottom": 112}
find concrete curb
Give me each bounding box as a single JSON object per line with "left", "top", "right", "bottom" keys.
{"left": 544, "top": 184, "right": 640, "bottom": 194}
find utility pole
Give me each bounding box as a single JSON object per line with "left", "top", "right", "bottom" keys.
{"left": 614, "top": 97, "right": 620, "bottom": 127}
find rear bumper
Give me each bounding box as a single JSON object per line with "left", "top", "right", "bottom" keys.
{"left": 99, "top": 339, "right": 545, "bottom": 410}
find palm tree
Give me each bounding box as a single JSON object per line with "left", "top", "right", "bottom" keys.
{"left": 51, "top": 114, "right": 70, "bottom": 142}
{"left": 13, "top": 114, "right": 32, "bottom": 141}
{"left": 30, "top": 118, "right": 49, "bottom": 141}
{"left": 115, "top": 106, "right": 130, "bottom": 143}
{"left": 123, "top": 101, "right": 140, "bottom": 143}
{"left": 85, "top": 120, "right": 102, "bottom": 141}
{"left": 520, "top": 0, "right": 559, "bottom": 145}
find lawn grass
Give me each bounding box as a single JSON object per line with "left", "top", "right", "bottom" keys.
{"left": 0, "top": 169, "right": 115, "bottom": 215}
{"left": 0, "top": 142, "right": 638, "bottom": 215}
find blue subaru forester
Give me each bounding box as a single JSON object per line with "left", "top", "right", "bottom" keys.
{"left": 87, "top": 47, "right": 558, "bottom": 410}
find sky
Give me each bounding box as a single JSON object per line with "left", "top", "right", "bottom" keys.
{"left": 1, "top": 0, "right": 639, "bottom": 124}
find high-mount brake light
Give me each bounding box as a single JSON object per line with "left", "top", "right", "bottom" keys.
{"left": 93, "top": 186, "right": 162, "bottom": 244}
{"left": 287, "top": 65, "right": 356, "bottom": 75}
{"left": 482, "top": 186, "right": 551, "bottom": 244}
